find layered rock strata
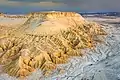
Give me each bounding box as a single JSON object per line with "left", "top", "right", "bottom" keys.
{"left": 0, "top": 12, "right": 107, "bottom": 78}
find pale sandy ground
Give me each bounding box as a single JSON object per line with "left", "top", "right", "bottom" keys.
{"left": 0, "top": 17, "right": 27, "bottom": 27}
{"left": 0, "top": 15, "right": 120, "bottom": 80}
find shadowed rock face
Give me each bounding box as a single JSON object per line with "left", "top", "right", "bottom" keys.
{"left": 0, "top": 12, "right": 107, "bottom": 78}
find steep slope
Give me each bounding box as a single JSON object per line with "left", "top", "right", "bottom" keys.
{"left": 0, "top": 12, "right": 107, "bottom": 78}
{"left": 14, "top": 12, "right": 85, "bottom": 35}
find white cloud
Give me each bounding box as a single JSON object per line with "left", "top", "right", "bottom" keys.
{"left": 0, "top": 0, "right": 120, "bottom": 12}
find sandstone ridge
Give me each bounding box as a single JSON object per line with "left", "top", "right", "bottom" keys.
{"left": 28, "top": 12, "right": 84, "bottom": 18}
{"left": 15, "top": 12, "right": 85, "bottom": 36}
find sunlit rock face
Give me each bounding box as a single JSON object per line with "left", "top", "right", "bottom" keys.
{"left": 16, "top": 12, "right": 85, "bottom": 35}
{"left": 0, "top": 12, "right": 107, "bottom": 78}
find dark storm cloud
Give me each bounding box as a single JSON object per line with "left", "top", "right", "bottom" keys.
{"left": 0, "top": 0, "right": 120, "bottom": 14}
{"left": 8, "top": 0, "right": 80, "bottom": 2}
{"left": 77, "top": 0, "right": 120, "bottom": 11}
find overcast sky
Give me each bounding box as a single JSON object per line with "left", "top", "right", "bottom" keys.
{"left": 0, "top": 0, "right": 120, "bottom": 14}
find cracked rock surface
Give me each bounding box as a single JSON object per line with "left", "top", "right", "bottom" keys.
{"left": 0, "top": 13, "right": 119, "bottom": 80}
{"left": 26, "top": 16, "right": 120, "bottom": 80}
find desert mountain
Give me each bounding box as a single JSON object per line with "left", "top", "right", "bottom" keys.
{"left": 13, "top": 12, "right": 85, "bottom": 35}
{"left": 0, "top": 11, "right": 107, "bottom": 78}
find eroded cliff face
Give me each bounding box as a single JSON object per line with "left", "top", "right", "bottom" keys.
{"left": 0, "top": 12, "right": 107, "bottom": 78}
{"left": 15, "top": 12, "right": 85, "bottom": 35}
{"left": 28, "top": 12, "right": 84, "bottom": 19}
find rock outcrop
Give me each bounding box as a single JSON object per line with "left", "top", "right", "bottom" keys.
{"left": 0, "top": 11, "right": 107, "bottom": 78}
{"left": 15, "top": 12, "right": 85, "bottom": 35}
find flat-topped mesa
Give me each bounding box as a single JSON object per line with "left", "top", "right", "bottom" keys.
{"left": 28, "top": 12, "right": 84, "bottom": 19}
{"left": 0, "top": 11, "right": 107, "bottom": 78}
{"left": 3, "top": 15, "right": 28, "bottom": 18}
{"left": 0, "top": 12, "right": 85, "bottom": 38}
{"left": 17, "top": 12, "right": 85, "bottom": 36}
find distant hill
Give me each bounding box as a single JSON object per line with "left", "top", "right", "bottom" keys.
{"left": 80, "top": 12, "right": 120, "bottom": 17}
{"left": 0, "top": 13, "right": 4, "bottom": 16}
